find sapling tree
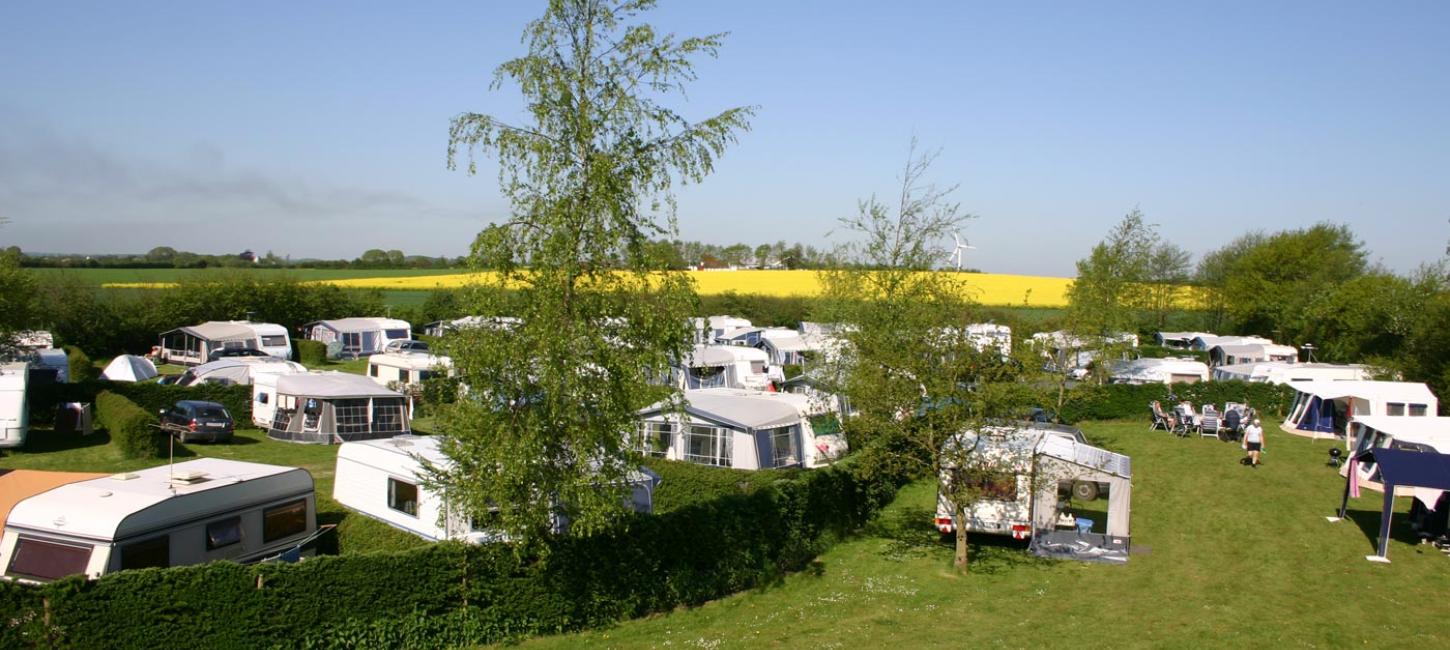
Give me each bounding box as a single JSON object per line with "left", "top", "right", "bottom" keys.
{"left": 818, "top": 140, "right": 1033, "bottom": 570}
{"left": 428, "top": 0, "right": 753, "bottom": 544}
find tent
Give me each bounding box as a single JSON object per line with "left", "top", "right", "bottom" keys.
{"left": 1335, "top": 447, "right": 1450, "bottom": 562}
{"left": 101, "top": 355, "right": 158, "bottom": 383}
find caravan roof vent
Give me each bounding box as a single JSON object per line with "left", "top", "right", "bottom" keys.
{"left": 110, "top": 472, "right": 139, "bottom": 481}
{"left": 168, "top": 470, "right": 209, "bottom": 484}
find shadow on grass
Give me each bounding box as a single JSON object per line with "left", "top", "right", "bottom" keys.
{"left": 15, "top": 428, "right": 112, "bottom": 453}
{"left": 864, "top": 506, "right": 1048, "bottom": 574}
{"left": 1344, "top": 508, "right": 1422, "bottom": 552}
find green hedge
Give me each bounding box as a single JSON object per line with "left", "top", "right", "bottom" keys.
{"left": 1, "top": 458, "right": 908, "bottom": 649}
{"left": 641, "top": 458, "right": 798, "bottom": 513}
{"left": 295, "top": 338, "right": 328, "bottom": 365}
{"left": 95, "top": 390, "right": 162, "bottom": 459}
{"left": 27, "top": 380, "right": 254, "bottom": 427}
{"left": 1056, "top": 380, "right": 1295, "bottom": 423}
{"left": 64, "top": 345, "right": 99, "bottom": 382}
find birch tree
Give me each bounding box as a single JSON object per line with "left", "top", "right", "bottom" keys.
{"left": 429, "top": 0, "right": 754, "bottom": 544}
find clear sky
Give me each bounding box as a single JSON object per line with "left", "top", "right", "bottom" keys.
{"left": 2, "top": 1, "right": 1447, "bottom": 276}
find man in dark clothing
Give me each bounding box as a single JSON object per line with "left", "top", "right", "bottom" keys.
{"left": 1223, "top": 408, "right": 1242, "bottom": 441}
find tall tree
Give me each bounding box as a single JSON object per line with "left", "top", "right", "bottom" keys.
{"left": 432, "top": 0, "right": 754, "bottom": 543}
{"left": 1064, "top": 209, "right": 1157, "bottom": 381}
{"left": 1195, "top": 231, "right": 1265, "bottom": 332}
{"left": 1219, "top": 222, "right": 1365, "bottom": 340}
{"left": 1142, "top": 241, "right": 1192, "bottom": 330}
{"left": 819, "top": 140, "right": 1025, "bottom": 571}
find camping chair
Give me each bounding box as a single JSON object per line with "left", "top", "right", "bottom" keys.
{"left": 1172, "top": 406, "right": 1194, "bottom": 438}
{"left": 1149, "top": 401, "right": 1170, "bottom": 431}
{"left": 1198, "top": 409, "right": 1221, "bottom": 439}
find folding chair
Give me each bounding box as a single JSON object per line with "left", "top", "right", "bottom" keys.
{"left": 1199, "top": 411, "right": 1221, "bottom": 439}
{"left": 1149, "top": 401, "right": 1170, "bottom": 431}
{"left": 1172, "top": 407, "right": 1194, "bottom": 438}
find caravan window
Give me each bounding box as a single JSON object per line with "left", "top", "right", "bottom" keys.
{"left": 1409, "top": 404, "right": 1429, "bottom": 417}
{"left": 1386, "top": 403, "right": 1406, "bottom": 416}
{"left": 120, "top": 536, "right": 170, "bottom": 570}
{"left": 750, "top": 361, "right": 767, "bottom": 374}
{"left": 768, "top": 426, "right": 799, "bottom": 467}
{"left": 384, "top": 329, "right": 409, "bottom": 340}
{"left": 206, "top": 516, "right": 243, "bottom": 550}
{"left": 335, "top": 399, "right": 370, "bottom": 435}
{"left": 683, "top": 424, "right": 732, "bottom": 467}
{"left": 257, "top": 392, "right": 269, "bottom": 405}
{"left": 261, "top": 335, "right": 287, "bottom": 347}
{"left": 388, "top": 478, "right": 419, "bottom": 517}
{"left": 263, "top": 500, "right": 308, "bottom": 542}
{"left": 636, "top": 421, "right": 674, "bottom": 457}
{"left": 7, "top": 538, "right": 92, "bottom": 581}
{"left": 368, "top": 364, "right": 379, "bottom": 378}
{"left": 372, "top": 400, "right": 406, "bottom": 433}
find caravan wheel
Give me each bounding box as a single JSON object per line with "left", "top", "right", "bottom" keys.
{"left": 1072, "top": 481, "right": 1100, "bottom": 501}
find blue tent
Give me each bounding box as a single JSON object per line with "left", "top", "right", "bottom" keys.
{"left": 1297, "top": 396, "right": 1337, "bottom": 433}
{"left": 1337, "top": 447, "right": 1450, "bottom": 561}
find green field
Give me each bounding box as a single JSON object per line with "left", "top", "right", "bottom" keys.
{"left": 514, "top": 422, "right": 1450, "bottom": 649}
{"left": 26, "top": 267, "right": 459, "bottom": 284}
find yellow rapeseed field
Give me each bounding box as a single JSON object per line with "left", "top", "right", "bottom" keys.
{"left": 315, "top": 270, "right": 1074, "bottom": 307}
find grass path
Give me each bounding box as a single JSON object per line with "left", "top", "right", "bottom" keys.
{"left": 514, "top": 421, "right": 1450, "bottom": 648}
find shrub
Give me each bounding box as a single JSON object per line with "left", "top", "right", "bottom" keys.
{"left": 64, "top": 345, "right": 99, "bottom": 382}
{"left": 27, "top": 381, "right": 253, "bottom": 427}
{"left": 641, "top": 458, "right": 797, "bottom": 513}
{"left": 295, "top": 338, "right": 328, "bottom": 366}
{"left": 1055, "top": 380, "right": 1295, "bottom": 424}
{"left": 95, "top": 390, "right": 162, "bottom": 459}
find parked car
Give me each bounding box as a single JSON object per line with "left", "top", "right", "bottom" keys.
{"left": 207, "top": 348, "right": 275, "bottom": 362}
{"left": 159, "top": 400, "right": 235, "bottom": 443}
{"left": 383, "top": 340, "right": 430, "bottom": 354}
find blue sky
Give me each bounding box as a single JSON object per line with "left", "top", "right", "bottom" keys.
{"left": 1, "top": 1, "right": 1446, "bottom": 275}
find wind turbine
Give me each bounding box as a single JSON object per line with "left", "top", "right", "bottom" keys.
{"left": 948, "top": 233, "right": 975, "bottom": 271}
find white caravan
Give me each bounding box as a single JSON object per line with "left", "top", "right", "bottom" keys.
{"left": 1154, "top": 331, "right": 1214, "bottom": 349}
{"left": 935, "top": 427, "right": 1132, "bottom": 544}
{"left": 333, "top": 435, "right": 660, "bottom": 543}
{"left": 420, "top": 316, "right": 521, "bottom": 338}
{"left": 1211, "top": 361, "right": 1372, "bottom": 385}
{"left": 303, "top": 318, "right": 413, "bottom": 358}
{"left": 1283, "top": 380, "right": 1438, "bottom": 438}
{"left": 1207, "top": 343, "right": 1298, "bottom": 368}
{"left": 1188, "top": 334, "right": 1271, "bottom": 352}
{"left": 252, "top": 372, "right": 411, "bottom": 444}
{"left": 157, "top": 321, "right": 292, "bottom": 365}
{"left": 1108, "top": 358, "right": 1210, "bottom": 385}
{"left": 1, "top": 363, "right": 29, "bottom": 449}
{"left": 0, "top": 459, "right": 317, "bottom": 584}
{"left": 965, "top": 323, "right": 1013, "bottom": 358}
{"left": 366, "top": 352, "right": 454, "bottom": 390}
{"left": 635, "top": 389, "right": 848, "bottom": 470}
{"left": 174, "top": 357, "right": 306, "bottom": 387}
{"left": 673, "top": 344, "right": 772, "bottom": 391}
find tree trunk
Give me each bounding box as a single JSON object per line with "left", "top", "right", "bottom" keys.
{"left": 954, "top": 506, "right": 969, "bottom": 570}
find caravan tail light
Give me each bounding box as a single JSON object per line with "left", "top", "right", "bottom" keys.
{"left": 934, "top": 517, "right": 955, "bottom": 534}
{"left": 188, "top": 419, "right": 198, "bottom": 432}
{"left": 1010, "top": 524, "right": 1030, "bottom": 540}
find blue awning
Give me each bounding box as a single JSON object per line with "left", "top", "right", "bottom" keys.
{"left": 1371, "top": 447, "right": 1450, "bottom": 491}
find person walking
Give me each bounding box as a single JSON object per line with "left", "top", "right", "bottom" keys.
{"left": 1242, "top": 418, "right": 1265, "bottom": 467}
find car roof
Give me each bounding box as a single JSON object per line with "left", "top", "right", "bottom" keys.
{"left": 176, "top": 400, "right": 227, "bottom": 409}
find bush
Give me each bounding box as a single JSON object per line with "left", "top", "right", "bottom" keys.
{"left": 641, "top": 458, "right": 797, "bottom": 513}
{"left": 2, "top": 455, "right": 910, "bottom": 649}
{"left": 95, "top": 390, "right": 162, "bottom": 459}
{"left": 64, "top": 345, "right": 99, "bottom": 382}
{"left": 27, "top": 381, "right": 253, "bottom": 428}
{"left": 295, "top": 338, "right": 328, "bottom": 366}
{"left": 1055, "top": 380, "right": 1295, "bottom": 424}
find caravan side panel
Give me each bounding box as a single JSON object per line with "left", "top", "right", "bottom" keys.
{"left": 333, "top": 450, "right": 448, "bottom": 541}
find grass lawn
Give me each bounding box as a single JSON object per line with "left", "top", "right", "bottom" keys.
{"left": 0, "top": 428, "right": 429, "bottom": 555}
{"left": 514, "top": 421, "right": 1450, "bottom": 648}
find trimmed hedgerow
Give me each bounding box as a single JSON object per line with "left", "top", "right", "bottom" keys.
{"left": 1055, "top": 380, "right": 1295, "bottom": 424}
{"left": 294, "top": 338, "right": 328, "bottom": 365}
{"left": 64, "top": 345, "right": 99, "bottom": 383}
{"left": 27, "top": 380, "right": 253, "bottom": 426}
{"left": 641, "top": 457, "right": 798, "bottom": 513}
{"left": 94, "top": 390, "right": 161, "bottom": 459}
{"left": 2, "top": 457, "right": 908, "bottom": 649}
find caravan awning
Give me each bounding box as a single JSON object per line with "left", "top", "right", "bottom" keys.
{"left": 1342, "top": 447, "right": 1450, "bottom": 561}
{"left": 173, "top": 322, "right": 255, "bottom": 342}
{"left": 275, "top": 373, "right": 403, "bottom": 399}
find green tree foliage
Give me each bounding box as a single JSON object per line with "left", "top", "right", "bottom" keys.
{"left": 1143, "top": 240, "right": 1192, "bottom": 330}
{"left": 0, "top": 252, "right": 39, "bottom": 353}
{"left": 1219, "top": 222, "right": 1366, "bottom": 340}
{"left": 818, "top": 140, "right": 1027, "bottom": 570}
{"left": 433, "top": 0, "right": 754, "bottom": 544}
{"left": 1064, "top": 209, "right": 1159, "bottom": 382}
